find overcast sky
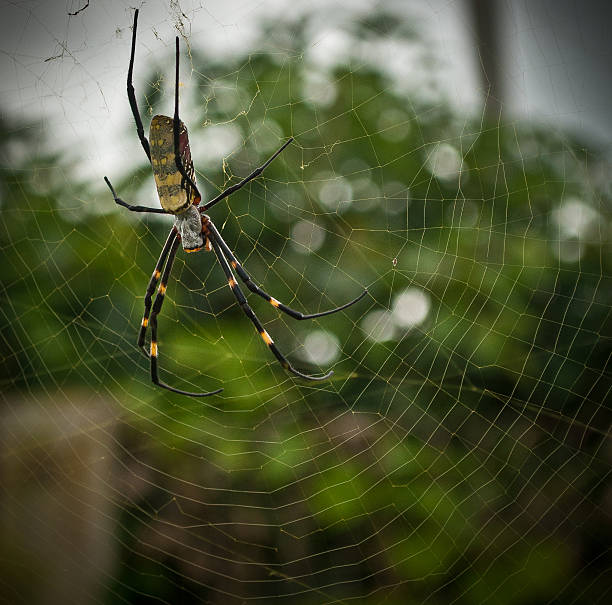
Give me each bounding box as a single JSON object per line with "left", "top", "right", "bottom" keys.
{"left": 1, "top": 0, "right": 611, "bottom": 186}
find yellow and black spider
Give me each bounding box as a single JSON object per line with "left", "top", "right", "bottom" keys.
{"left": 104, "top": 10, "right": 367, "bottom": 397}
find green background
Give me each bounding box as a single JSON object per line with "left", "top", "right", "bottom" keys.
{"left": 1, "top": 9, "right": 610, "bottom": 605}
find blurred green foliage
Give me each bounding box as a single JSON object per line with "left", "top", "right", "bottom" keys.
{"left": 1, "top": 11, "right": 611, "bottom": 605}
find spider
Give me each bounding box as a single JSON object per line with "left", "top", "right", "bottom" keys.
{"left": 104, "top": 10, "right": 367, "bottom": 397}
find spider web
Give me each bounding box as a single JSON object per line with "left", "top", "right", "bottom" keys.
{"left": 1, "top": 1, "right": 611, "bottom": 603}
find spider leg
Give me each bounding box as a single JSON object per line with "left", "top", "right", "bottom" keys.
{"left": 104, "top": 176, "right": 169, "bottom": 214}
{"left": 128, "top": 9, "right": 151, "bottom": 161}
{"left": 172, "top": 37, "right": 202, "bottom": 204}
{"left": 206, "top": 221, "right": 368, "bottom": 319}
{"left": 148, "top": 235, "right": 223, "bottom": 397}
{"left": 137, "top": 227, "right": 178, "bottom": 357}
{"left": 208, "top": 229, "right": 333, "bottom": 381}
{"left": 202, "top": 138, "right": 294, "bottom": 212}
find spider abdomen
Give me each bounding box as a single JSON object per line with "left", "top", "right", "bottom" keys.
{"left": 150, "top": 115, "right": 197, "bottom": 214}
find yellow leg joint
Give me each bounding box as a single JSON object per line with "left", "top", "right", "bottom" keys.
{"left": 260, "top": 330, "right": 273, "bottom": 345}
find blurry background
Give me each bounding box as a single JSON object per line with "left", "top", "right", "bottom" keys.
{"left": 1, "top": 1, "right": 611, "bottom": 603}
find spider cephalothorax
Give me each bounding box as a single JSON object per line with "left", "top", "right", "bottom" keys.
{"left": 103, "top": 9, "right": 367, "bottom": 397}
